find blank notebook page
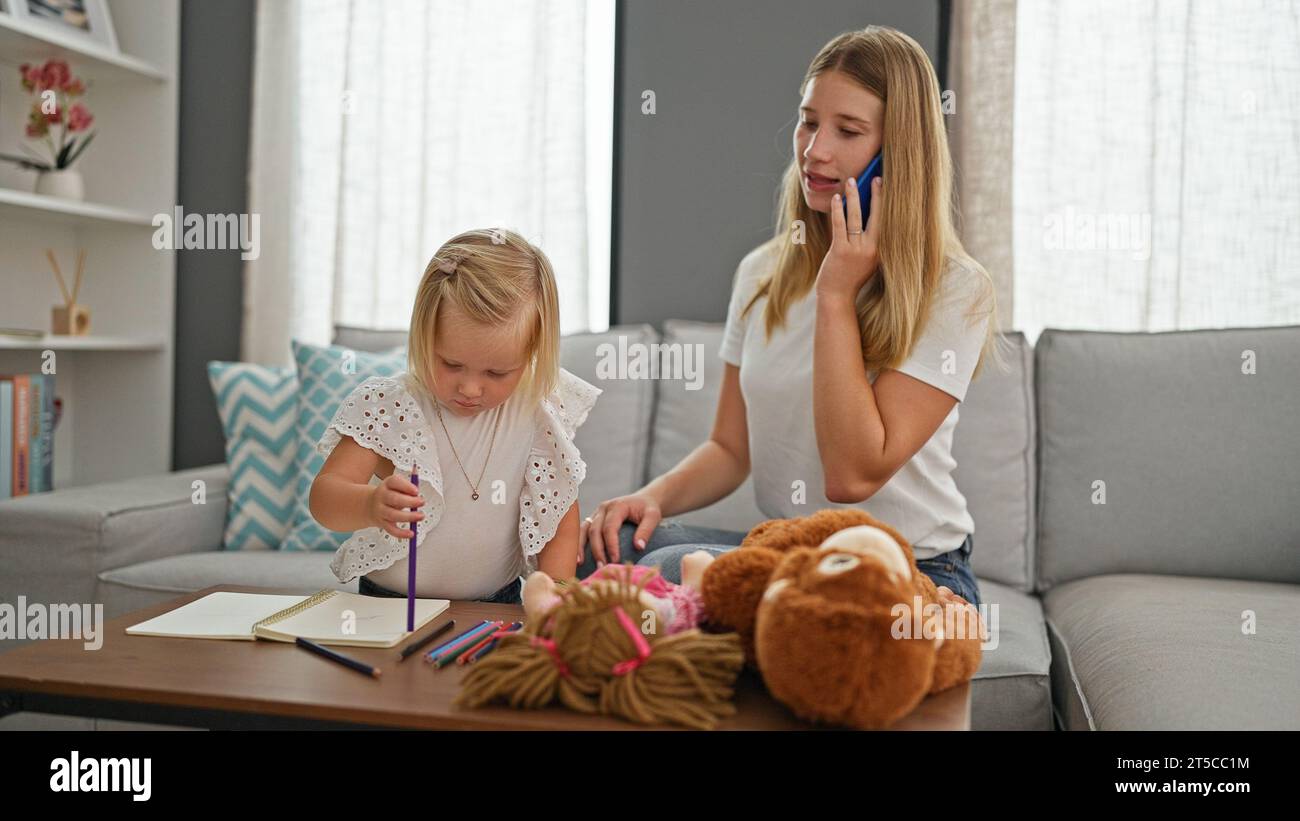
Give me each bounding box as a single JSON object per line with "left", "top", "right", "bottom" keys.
{"left": 258, "top": 593, "right": 449, "bottom": 646}
{"left": 125, "top": 592, "right": 308, "bottom": 640}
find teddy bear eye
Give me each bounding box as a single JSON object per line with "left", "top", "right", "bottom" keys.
{"left": 818, "top": 553, "right": 861, "bottom": 575}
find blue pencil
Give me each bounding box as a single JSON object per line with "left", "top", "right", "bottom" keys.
{"left": 425, "top": 619, "right": 496, "bottom": 662}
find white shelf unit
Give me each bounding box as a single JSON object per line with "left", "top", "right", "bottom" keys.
{"left": 0, "top": 187, "right": 155, "bottom": 227}
{"left": 0, "top": 0, "right": 178, "bottom": 491}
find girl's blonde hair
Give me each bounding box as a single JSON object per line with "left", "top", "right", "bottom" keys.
{"left": 407, "top": 228, "right": 561, "bottom": 405}
{"left": 746, "top": 26, "right": 1006, "bottom": 379}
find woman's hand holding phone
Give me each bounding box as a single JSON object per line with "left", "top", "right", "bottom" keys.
{"left": 816, "top": 174, "right": 884, "bottom": 301}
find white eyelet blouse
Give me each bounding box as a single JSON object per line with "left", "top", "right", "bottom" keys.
{"left": 315, "top": 368, "right": 601, "bottom": 599}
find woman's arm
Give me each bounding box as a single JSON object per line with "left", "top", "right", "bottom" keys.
{"left": 582, "top": 363, "right": 751, "bottom": 563}
{"left": 812, "top": 179, "right": 957, "bottom": 502}
{"left": 813, "top": 293, "right": 956, "bottom": 502}
{"left": 536, "top": 501, "right": 580, "bottom": 581}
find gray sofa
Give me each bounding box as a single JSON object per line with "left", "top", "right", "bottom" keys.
{"left": 3, "top": 321, "right": 1297, "bottom": 731}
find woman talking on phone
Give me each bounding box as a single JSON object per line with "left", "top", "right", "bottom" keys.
{"left": 579, "top": 25, "right": 1002, "bottom": 609}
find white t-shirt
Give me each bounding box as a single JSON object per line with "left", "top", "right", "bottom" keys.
{"left": 719, "top": 241, "right": 992, "bottom": 561}
{"left": 315, "top": 369, "right": 601, "bottom": 599}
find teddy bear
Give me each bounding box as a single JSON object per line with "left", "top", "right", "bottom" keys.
{"left": 694, "top": 508, "right": 984, "bottom": 729}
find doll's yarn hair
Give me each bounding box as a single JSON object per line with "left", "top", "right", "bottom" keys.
{"left": 455, "top": 568, "right": 744, "bottom": 730}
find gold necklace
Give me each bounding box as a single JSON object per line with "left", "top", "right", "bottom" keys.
{"left": 433, "top": 400, "right": 503, "bottom": 501}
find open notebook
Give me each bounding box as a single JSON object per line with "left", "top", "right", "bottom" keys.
{"left": 125, "top": 589, "right": 450, "bottom": 648}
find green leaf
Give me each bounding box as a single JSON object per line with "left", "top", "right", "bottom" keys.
{"left": 0, "top": 152, "right": 52, "bottom": 172}
{"left": 61, "top": 131, "right": 95, "bottom": 169}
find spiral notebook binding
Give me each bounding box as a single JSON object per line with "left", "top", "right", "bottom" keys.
{"left": 252, "top": 589, "right": 339, "bottom": 633}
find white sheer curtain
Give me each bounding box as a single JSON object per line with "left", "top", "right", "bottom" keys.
{"left": 950, "top": 0, "right": 1300, "bottom": 343}
{"left": 243, "top": 0, "right": 612, "bottom": 366}
{"left": 1011, "top": 0, "right": 1300, "bottom": 342}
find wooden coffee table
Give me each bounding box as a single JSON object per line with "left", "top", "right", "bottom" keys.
{"left": 0, "top": 584, "right": 969, "bottom": 730}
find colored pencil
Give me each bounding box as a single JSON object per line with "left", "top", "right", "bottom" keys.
{"left": 434, "top": 621, "right": 504, "bottom": 668}
{"left": 407, "top": 472, "right": 419, "bottom": 632}
{"left": 397, "top": 618, "right": 456, "bottom": 662}
{"left": 296, "top": 637, "right": 381, "bottom": 678}
{"left": 465, "top": 621, "right": 523, "bottom": 663}
{"left": 425, "top": 620, "right": 498, "bottom": 663}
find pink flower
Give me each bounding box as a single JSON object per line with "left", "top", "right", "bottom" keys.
{"left": 61, "top": 77, "right": 85, "bottom": 95}
{"left": 19, "top": 63, "right": 43, "bottom": 92}
{"left": 41, "top": 59, "right": 71, "bottom": 91}
{"left": 66, "top": 103, "right": 93, "bottom": 133}
{"left": 42, "top": 103, "right": 62, "bottom": 124}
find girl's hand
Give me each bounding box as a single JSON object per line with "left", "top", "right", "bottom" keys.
{"left": 367, "top": 474, "right": 425, "bottom": 539}
{"left": 815, "top": 176, "right": 883, "bottom": 302}
{"left": 580, "top": 492, "right": 663, "bottom": 566}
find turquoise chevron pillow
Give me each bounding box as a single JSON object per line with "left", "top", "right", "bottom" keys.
{"left": 207, "top": 361, "right": 298, "bottom": 550}
{"left": 279, "top": 340, "right": 408, "bottom": 552}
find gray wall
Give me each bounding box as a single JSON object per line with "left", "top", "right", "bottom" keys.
{"left": 172, "top": 0, "right": 255, "bottom": 470}
{"left": 613, "top": 0, "right": 940, "bottom": 326}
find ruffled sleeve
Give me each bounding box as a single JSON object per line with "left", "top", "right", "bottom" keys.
{"left": 315, "top": 374, "right": 447, "bottom": 583}
{"left": 518, "top": 368, "right": 602, "bottom": 567}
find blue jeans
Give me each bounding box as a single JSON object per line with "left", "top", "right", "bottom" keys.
{"left": 604, "top": 520, "right": 982, "bottom": 609}
{"left": 576, "top": 518, "right": 749, "bottom": 581}
{"left": 357, "top": 574, "right": 524, "bottom": 605}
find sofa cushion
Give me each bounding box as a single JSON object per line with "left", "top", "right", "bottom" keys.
{"left": 207, "top": 361, "right": 298, "bottom": 550}
{"left": 558, "top": 325, "right": 660, "bottom": 516}
{"left": 952, "top": 332, "right": 1036, "bottom": 592}
{"left": 1035, "top": 326, "right": 1300, "bottom": 591}
{"left": 646, "top": 320, "right": 765, "bottom": 532}
{"left": 279, "top": 341, "right": 407, "bottom": 551}
{"left": 970, "top": 577, "right": 1053, "bottom": 730}
{"left": 96, "top": 551, "right": 348, "bottom": 620}
{"left": 1043, "top": 573, "right": 1300, "bottom": 730}
{"left": 0, "top": 464, "right": 229, "bottom": 615}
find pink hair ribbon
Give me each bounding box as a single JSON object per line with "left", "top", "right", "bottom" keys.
{"left": 611, "top": 606, "right": 652, "bottom": 676}
{"left": 530, "top": 635, "right": 570, "bottom": 678}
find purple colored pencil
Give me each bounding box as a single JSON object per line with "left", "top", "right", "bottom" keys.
{"left": 408, "top": 472, "right": 419, "bottom": 632}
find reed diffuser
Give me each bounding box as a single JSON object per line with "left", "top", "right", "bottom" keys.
{"left": 46, "top": 248, "right": 90, "bottom": 335}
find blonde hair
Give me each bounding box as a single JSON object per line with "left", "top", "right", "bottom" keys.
{"left": 407, "top": 228, "right": 561, "bottom": 405}
{"left": 746, "top": 26, "right": 1006, "bottom": 379}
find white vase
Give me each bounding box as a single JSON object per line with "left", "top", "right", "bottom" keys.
{"left": 35, "top": 168, "right": 85, "bottom": 201}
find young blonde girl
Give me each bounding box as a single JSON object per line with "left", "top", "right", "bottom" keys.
{"left": 309, "top": 228, "right": 600, "bottom": 604}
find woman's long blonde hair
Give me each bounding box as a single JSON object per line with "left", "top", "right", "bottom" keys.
{"left": 407, "top": 228, "right": 561, "bottom": 405}
{"left": 746, "top": 26, "right": 1004, "bottom": 379}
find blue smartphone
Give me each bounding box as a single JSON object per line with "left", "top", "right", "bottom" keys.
{"left": 843, "top": 152, "right": 884, "bottom": 223}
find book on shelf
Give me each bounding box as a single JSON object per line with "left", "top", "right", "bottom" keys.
{"left": 0, "top": 327, "right": 45, "bottom": 340}
{"left": 0, "top": 372, "right": 57, "bottom": 499}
